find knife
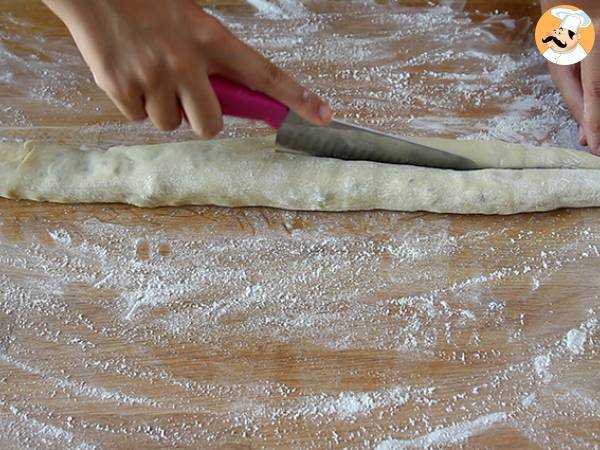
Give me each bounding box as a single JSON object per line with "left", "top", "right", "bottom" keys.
{"left": 209, "top": 75, "right": 479, "bottom": 170}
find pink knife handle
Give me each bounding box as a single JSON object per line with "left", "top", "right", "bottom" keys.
{"left": 209, "top": 75, "right": 289, "bottom": 129}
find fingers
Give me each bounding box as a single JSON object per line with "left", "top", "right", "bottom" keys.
{"left": 178, "top": 75, "right": 223, "bottom": 139}
{"left": 553, "top": 63, "right": 590, "bottom": 147}
{"left": 548, "top": 63, "right": 585, "bottom": 126}
{"left": 96, "top": 67, "right": 221, "bottom": 137}
{"left": 110, "top": 94, "right": 147, "bottom": 122}
{"left": 581, "top": 42, "right": 600, "bottom": 155}
{"left": 144, "top": 87, "right": 182, "bottom": 132}
{"left": 91, "top": 10, "right": 331, "bottom": 136}
{"left": 221, "top": 39, "right": 333, "bottom": 126}
{"left": 94, "top": 74, "right": 147, "bottom": 121}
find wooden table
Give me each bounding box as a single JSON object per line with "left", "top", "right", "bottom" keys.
{"left": 1, "top": 1, "right": 599, "bottom": 449}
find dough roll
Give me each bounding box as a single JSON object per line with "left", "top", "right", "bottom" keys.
{"left": 1, "top": 136, "right": 600, "bottom": 215}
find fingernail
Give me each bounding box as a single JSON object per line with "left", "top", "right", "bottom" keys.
{"left": 319, "top": 104, "right": 332, "bottom": 122}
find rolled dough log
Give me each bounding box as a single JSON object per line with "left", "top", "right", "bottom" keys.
{"left": 1, "top": 135, "right": 600, "bottom": 215}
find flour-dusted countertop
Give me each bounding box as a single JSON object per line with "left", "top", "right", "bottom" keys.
{"left": 1, "top": 0, "right": 599, "bottom": 448}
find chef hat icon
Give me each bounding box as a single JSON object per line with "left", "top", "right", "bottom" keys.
{"left": 551, "top": 7, "right": 592, "bottom": 33}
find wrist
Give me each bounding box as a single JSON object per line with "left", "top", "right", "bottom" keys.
{"left": 41, "top": 0, "right": 83, "bottom": 15}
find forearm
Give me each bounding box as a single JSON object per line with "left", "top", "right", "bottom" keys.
{"left": 40, "top": 0, "right": 88, "bottom": 20}
{"left": 40, "top": 0, "right": 105, "bottom": 39}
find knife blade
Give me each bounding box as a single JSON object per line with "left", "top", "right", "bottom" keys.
{"left": 209, "top": 76, "right": 479, "bottom": 170}
{"left": 276, "top": 111, "right": 479, "bottom": 170}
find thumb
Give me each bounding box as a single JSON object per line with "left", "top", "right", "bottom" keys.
{"left": 219, "top": 39, "right": 333, "bottom": 126}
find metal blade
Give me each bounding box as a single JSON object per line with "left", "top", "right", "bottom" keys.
{"left": 276, "top": 112, "right": 479, "bottom": 170}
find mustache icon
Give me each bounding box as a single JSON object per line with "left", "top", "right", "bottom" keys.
{"left": 542, "top": 35, "right": 567, "bottom": 48}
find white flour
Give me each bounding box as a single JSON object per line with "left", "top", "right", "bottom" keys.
{"left": 533, "top": 354, "right": 553, "bottom": 383}
{"left": 565, "top": 329, "right": 587, "bottom": 355}
{"left": 0, "top": 401, "right": 97, "bottom": 450}
{"left": 1, "top": 0, "right": 599, "bottom": 448}
{"left": 565, "top": 318, "right": 597, "bottom": 355}
{"left": 376, "top": 412, "right": 509, "bottom": 449}
{"left": 246, "top": 0, "right": 308, "bottom": 19}
{"left": 240, "top": 386, "right": 432, "bottom": 423}
{"left": 1, "top": 211, "right": 598, "bottom": 448}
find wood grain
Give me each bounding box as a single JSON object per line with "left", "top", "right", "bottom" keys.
{"left": 1, "top": 1, "right": 599, "bottom": 449}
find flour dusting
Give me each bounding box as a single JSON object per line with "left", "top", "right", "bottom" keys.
{"left": 1, "top": 0, "right": 599, "bottom": 448}
{"left": 1, "top": 208, "right": 599, "bottom": 448}
{"left": 565, "top": 329, "right": 587, "bottom": 355}
{"left": 376, "top": 412, "right": 509, "bottom": 449}
{"left": 533, "top": 354, "right": 553, "bottom": 383}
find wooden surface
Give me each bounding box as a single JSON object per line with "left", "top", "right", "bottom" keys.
{"left": 1, "top": 1, "right": 599, "bottom": 449}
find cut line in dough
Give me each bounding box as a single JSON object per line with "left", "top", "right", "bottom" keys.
{"left": 1, "top": 135, "right": 600, "bottom": 215}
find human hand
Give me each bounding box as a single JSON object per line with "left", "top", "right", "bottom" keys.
{"left": 41, "top": 0, "right": 333, "bottom": 138}
{"left": 541, "top": 0, "right": 599, "bottom": 155}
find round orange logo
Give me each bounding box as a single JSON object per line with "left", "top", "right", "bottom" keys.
{"left": 535, "top": 5, "right": 595, "bottom": 66}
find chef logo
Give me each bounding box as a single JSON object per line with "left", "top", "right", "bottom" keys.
{"left": 535, "top": 5, "right": 595, "bottom": 66}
